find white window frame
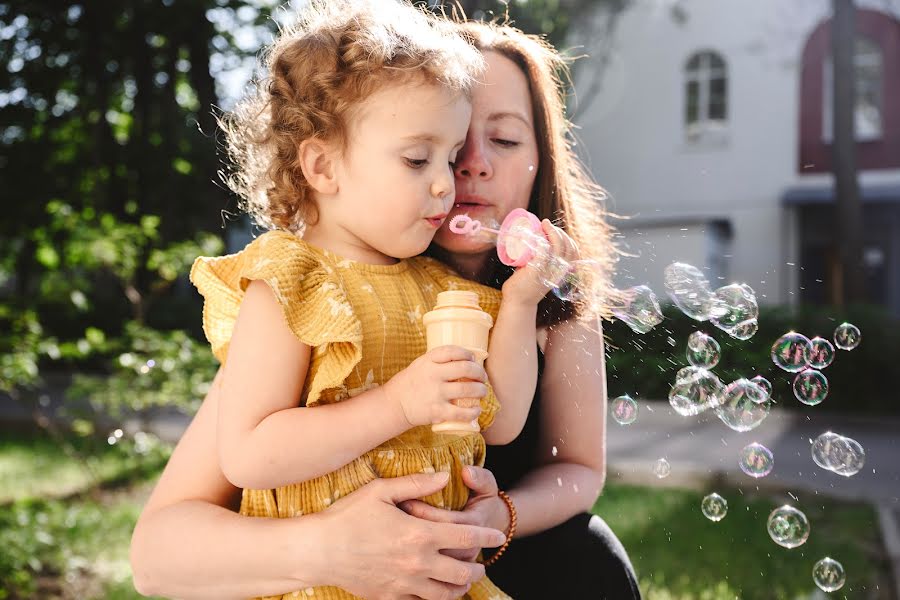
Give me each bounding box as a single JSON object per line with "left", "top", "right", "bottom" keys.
{"left": 822, "top": 36, "right": 883, "bottom": 142}
{"left": 684, "top": 50, "right": 728, "bottom": 144}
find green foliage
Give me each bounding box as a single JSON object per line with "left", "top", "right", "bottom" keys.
{"left": 68, "top": 321, "right": 218, "bottom": 416}
{"left": 605, "top": 303, "right": 900, "bottom": 415}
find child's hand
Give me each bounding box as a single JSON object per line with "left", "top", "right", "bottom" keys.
{"left": 384, "top": 345, "right": 488, "bottom": 427}
{"left": 501, "top": 219, "right": 578, "bottom": 305}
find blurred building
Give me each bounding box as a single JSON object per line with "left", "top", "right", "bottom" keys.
{"left": 572, "top": 0, "right": 900, "bottom": 315}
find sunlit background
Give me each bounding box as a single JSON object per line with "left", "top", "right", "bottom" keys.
{"left": 1, "top": 1, "right": 899, "bottom": 598}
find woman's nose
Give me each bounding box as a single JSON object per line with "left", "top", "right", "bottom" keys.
{"left": 454, "top": 138, "right": 492, "bottom": 180}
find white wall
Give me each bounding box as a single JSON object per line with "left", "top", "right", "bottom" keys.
{"left": 572, "top": 0, "right": 899, "bottom": 305}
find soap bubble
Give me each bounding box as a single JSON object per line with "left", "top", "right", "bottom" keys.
{"left": 686, "top": 331, "right": 721, "bottom": 369}
{"left": 767, "top": 505, "right": 810, "bottom": 549}
{"left": 710, "top": 284, "right": 759, "bottom": 339}
{"left": 611, "top": 394, "right": 638, "bottom": 425}
{"left": 771, "top": 332, "right": 812, "bottom": 373}
{"left": 828, "top": 435, "right": 866, "bottom": 477}
{"left": 792, "top": 369, "right": 829, "bottom": 406}
{"left": 813, "top": 557, "right": 846, "bottom": 592}
{"left": 834, "top": 322, "right": 861, "bottom": 350}
{"left": 811, "top": 432, "right": 842, "bottom": 470}
{"left": 701, "top": 493, "right": 728, "bottom": 522}
{"left": 539, "top": 255, "right": 572, "bottom": 292}
{"left": 663, "top": 263, "right": 722, "bottom": 321}
{"left": 729, "top": 318, "right": 759, "bottom": 341}
{"left": 610, "top": 285, "right": 664, "bottom": 334}
{"left": 653, "top": 458, "right": 671, "bottom": 479}
{"left": 669, "top": 366, "right": 724, "bottom": 416}
{"left": 749, "top": 375, "right": 772, "bottom": 401}
{"left": 808, "top": 337, "right": 835, "bottom": 369}
{"left": 715, "top": 379, "right": 770, "bottom": 432}
{"left": 739, "top": 442, "right": 774, "bottom": 478}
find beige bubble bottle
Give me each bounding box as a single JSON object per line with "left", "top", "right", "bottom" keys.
{"left": 422, "top": 290, "right": 493, "bottom": 435}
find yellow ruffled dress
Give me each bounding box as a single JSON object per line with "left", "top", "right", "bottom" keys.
{"left": 191, "top": 230, "right": 511, "bottom": 600}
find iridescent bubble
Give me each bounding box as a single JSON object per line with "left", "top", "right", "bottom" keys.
{"left": 552, "top": 259, "right": 602, "bottom": 303}
{"left": 739, "top": 442, "right": 774, "bottom": 478}
{"left": 834, "top": 322, "right": 861, "bottom": 350}
{"left": 653, "top": 458, "right": 671, "bottom": 479}
{"left": 611, "top": 394, "right": 638, "bottom": 425}
{"left": 610, "top": 285, "right": 664, "bottom": 334}
{"left": 539, "top": 255, "right": 572, "bottom": 292}
{"left": 663, "top": 262, "right": 720, "bottom": 321}
{"left": 811, "top": 432, "right": 841, "bottom": 470}
{"left": 701, "top": 493, "right": 728, "bottom": 522}
{"left": 669, "top": 367, "right": 724, "bottom": 416}
{"left": 686, "top": 331, "right": 721, "bottom": 369}
{"left": 771, "top": 332, "right": 812, "bottom": 373}
{"left": 767, "top": 505, "right": 810, "bottom": 549}
{"left": 710, "top": 284, "right": 759, "bottom": 339}
{"left": 749, "top": 375, "right": 772, "bottom": 400}
{"left": 829, "top": 435, "right": 866, "bottom": 477}
{"left": 813, "top": 557, "right": 846, "bottom": 592}
{"left": 792, "top": 369, "right": 829, "bottom": 406}
{"left": 729, "top": 318, "right": 759, "bottom": 341}
{"left": 715, "top": 379, "right": 770, "bottom": 432}
{"left": 808, "top": 337, "right": 835, "bottom": 369}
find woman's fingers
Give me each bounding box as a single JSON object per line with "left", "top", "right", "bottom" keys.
{"left": 428, "top": 554, "right": 485, "bottom": 586}
{"left": 430, "top": 520, "right": 506, "bottom": 551}
{"left": 400, "top": 499, "right": 474, "bottom": 525}
{"left": 461, "top": 465, "right": 499, "bottom": 497}
{"left": 376, "top": 472, "right": 452, "bottom": 504}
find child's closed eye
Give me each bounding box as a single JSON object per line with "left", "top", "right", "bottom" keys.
{"left": 404, "top": 157, "right": 428, "bottom": 168}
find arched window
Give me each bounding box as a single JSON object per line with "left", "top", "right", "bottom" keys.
{"left": 684, "top": 50, "right": 727, "bottom": 139}
{"left": 823, "top": 35, "right": 883, "bottom": 141}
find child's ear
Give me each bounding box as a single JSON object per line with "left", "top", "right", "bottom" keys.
{"left": 298, "top": 138, "right": 339, "bottom": 195}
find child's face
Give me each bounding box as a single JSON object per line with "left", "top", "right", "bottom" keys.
{"left": 325, "top": 81, "right": 472, "bottom": 263}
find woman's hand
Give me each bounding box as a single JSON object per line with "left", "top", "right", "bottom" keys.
{"left": 501, "top": 220, "right": 579, "bottom": 305}
{"left": 319, "top": 471, "right": 506, "bottom": 600}
{"left": 399, "top": 466, "right": 511, "bottom": 563}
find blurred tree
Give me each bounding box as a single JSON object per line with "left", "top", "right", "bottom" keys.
{"left": 830, "top": 0, "right": 864, "bottom": 306}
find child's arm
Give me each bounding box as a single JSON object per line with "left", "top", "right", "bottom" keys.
{"left": 218, "top": 280, "right": 486, "bottom": 490}
{"left": 483, "top": 220, "right": 578, "bottom": 445}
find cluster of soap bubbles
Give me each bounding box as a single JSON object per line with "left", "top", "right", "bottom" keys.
{"left": 663, "top": 263, "right": 759, "bottom": 339}
{"left": 601, "top": 258, "right": 862, "bottom": 592}
{"left": 811, "top": 432, "right": 866, "bottom": 477}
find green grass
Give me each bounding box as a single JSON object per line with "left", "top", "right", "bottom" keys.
{"left": 0, "top": 428, "right": 169, "bottom": 504}
{"left": 594, "top": 483, "right": 892, "bottom": 600}
{"left": 0, "top": 427, "right": 170, "bottom": 599}
{"left": 0, "top": 429, "right": 892, "bottom": 599}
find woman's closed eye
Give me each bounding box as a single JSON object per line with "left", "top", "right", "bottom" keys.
{"left": 492, "top": 138, "right": 520, "bottom": 148}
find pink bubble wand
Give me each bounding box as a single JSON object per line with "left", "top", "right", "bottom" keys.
{"left": 448, "top": 208, "right": 546, "bottom": 268}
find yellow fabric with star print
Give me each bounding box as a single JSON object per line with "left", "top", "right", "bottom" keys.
{"left": 190, "top": 230, "right": 510, "bottom": 600}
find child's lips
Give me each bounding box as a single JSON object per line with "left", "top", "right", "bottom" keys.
{"left": 425, "top": 215, "right": 447, "bottom": 228}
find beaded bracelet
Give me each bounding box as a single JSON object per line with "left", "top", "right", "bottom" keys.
{"left": 482, "top": 490, "right": 517, "bottom": 567}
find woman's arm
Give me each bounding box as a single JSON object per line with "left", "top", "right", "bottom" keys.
{"left": 131, "top": 369, "right": 506, "bottom": 600}
{"left": 504, "top": 317, "right": 607, "bottom": 536}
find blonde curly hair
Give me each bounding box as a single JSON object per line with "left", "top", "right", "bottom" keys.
{"left": 219, "top": 0, "right": 484, "bottom": 233}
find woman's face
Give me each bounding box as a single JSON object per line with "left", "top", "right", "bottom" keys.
{"left": 432, "top": 51, "right": 539, "bottom": 256}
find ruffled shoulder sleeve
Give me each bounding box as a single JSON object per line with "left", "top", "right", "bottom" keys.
{"left": 190, "top": 230, "right": 362, "bottom": 406}
{"left": 412, "top": 257, "right": 502, "bottom": 322}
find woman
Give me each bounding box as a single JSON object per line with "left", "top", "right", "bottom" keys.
{"left": 130, "top": 19, "right": 639, "bottom": 600}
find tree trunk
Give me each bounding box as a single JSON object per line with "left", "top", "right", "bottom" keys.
{"left": 831, "top": 0, "right": 865, "bottom": 305}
